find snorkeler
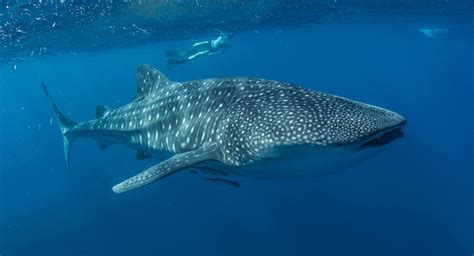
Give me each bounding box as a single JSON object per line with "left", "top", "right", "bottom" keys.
{"left": 165, "top": 33, "right": 232, "bottom": 68}
{"left": 418, "top": 28, "right": 448, "bottom": 38}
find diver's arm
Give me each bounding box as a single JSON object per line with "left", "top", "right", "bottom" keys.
{"left": 208, "top": 51, "right": 222, "bottom": 56}
{"left": 192, "top": 41, "right": 210, "bottom": 48}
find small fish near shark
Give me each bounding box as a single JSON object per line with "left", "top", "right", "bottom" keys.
{"left": 200, "top": 177, "right": 240, "bottom": 188}
{"left": 42, "top": 64, "right": 406, "bottom": 194}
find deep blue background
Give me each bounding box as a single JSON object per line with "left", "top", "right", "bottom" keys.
{"left": 1, "top": 24, "right": 473, "bottom": 255}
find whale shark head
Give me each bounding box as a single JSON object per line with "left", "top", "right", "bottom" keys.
{"left": 293, "top": 94, "right": 407, "bottom": 175}
{"left": 322, "top": 96, "right": 407, "bottom": 150}
{"left": 231, "top": 91, "right": 407, "bottom": 177}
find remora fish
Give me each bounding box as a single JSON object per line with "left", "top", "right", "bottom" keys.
{"left": 200, "top": 177, "right": 240, "bottom": 188}
{"left": 42, "top": 64, "right": 406, "bottom": 193}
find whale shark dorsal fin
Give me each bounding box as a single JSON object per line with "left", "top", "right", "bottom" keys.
{"left": 136, "top": 64, "right": 172, "bottom": 100}
{"left": 95, "top": 105, "right": 111, "bottom": 118}
{"left": 112, "top": 143, "right": 218, "bottom": 193}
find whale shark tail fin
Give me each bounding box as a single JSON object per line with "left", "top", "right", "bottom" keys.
{"left": 41, "top": 80, "right": 77, "bottom": 170}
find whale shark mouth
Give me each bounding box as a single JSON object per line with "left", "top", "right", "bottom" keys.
{"left": 358, "top": 121, "right": 406, "bottom": 150}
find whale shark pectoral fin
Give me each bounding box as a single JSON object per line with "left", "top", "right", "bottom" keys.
{"left": 112, "top": 143, "right": 219, "bottom": 193}
{"left": 135, "top": 64, "right": 173, "bottom": 100}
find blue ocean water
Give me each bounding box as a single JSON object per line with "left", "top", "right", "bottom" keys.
{"left": 0, "top": 1, "right": 473, "bottom": 256}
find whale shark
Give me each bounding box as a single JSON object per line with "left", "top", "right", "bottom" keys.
{"left": 43, "top": 64, "right": 406, "bottom": 193}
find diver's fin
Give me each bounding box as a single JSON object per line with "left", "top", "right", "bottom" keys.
{"left": 112, "top": 143, "right": 218, "bottom": 193}
{"left": 41, "top": 80, "right": 77, "bottom": 170}
{"left": 135, "top": 64, "right": 172, "bottom": 100}
{"left": 200, "top": 177, "right": 240, "bottom": 188}
{"left": 165, "top": 50, "right": 188, "bottom": 58}
{"left": 136, "top": 150, "right": 151, "bottom": 160}
{"left": 95, "top": 105, "right": 111, "bottom": 118}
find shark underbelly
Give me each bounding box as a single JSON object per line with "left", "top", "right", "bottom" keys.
{"left": 204, "top": 144, "right": 381, "bottom": 178}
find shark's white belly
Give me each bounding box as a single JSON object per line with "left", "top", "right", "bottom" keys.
{"left": 204, "top": 144, "right": 380, "bottom": 178}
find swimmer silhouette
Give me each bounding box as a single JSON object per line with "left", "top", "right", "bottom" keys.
{"left": 165, "top": 33, "right": 232, "bottom": 68}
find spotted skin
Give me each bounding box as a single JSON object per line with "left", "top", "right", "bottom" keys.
{"left": 112, "top": 143, "right": 218, "bottom": 193}
{"left": 44, "top": 64, "right": 406, "bottom": 193}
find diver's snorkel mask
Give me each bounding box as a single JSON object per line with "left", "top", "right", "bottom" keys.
{"left": 218, "top": 33, "right": 233, "bottom": 46}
